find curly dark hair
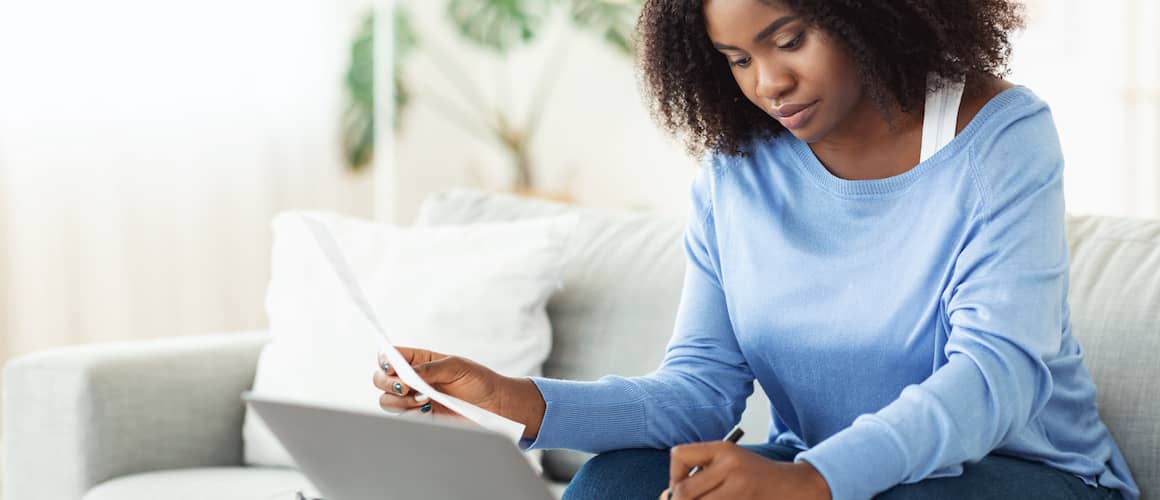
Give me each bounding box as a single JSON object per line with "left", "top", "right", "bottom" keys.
{"left": 635, "top": 0, "right": 1025, "bottom": 157}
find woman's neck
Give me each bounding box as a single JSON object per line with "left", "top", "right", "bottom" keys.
{"left": 809, "top": 98, "right": 923, "bottom": 181}
{"left": 807, "top": 77, "right": 1012, "bottom": 182}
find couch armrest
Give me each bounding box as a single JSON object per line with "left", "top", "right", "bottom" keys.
{"left": 2, "top": 331, "right": 270, "bottom": 500}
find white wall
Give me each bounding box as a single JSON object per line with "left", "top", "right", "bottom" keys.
{"left": 390, "top": 3, "right": 697, "bottom": 224}
{"left": 0, "top": 0, "right": 375, "bottom": 357}
{"left": 1011, "top": 0, "right": 1160, "bottom": 217}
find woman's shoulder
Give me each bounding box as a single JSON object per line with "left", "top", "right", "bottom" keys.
{"left": 961, "top": 78, "right": 1053, "bottom": 142}
{"left": 962, "top": 80, "right": 1064, "bottom": 212}
{"left": 955, "top": 77, "right": 1017, "bottom": 135}
{"left": 951, "top": 77, "right": 1057, "bottom": 173}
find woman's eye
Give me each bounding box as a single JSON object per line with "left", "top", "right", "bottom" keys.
{"left": 778, "top": 33, "right": 804, "bottom": 50}
{"left": 730, "top": 56, "right": 752, "bottom": 68}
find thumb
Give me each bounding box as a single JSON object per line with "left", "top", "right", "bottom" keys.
{"left": 669, "top": 442, "right": 729, "bottom": 485}
{"left": 413, "top": 356, "right": 470, "bottom": 387}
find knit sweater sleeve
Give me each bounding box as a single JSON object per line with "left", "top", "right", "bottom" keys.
{"left": 523, "top": 161, "right": 755, "bottom": 452}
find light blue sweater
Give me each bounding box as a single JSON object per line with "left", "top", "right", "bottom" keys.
{"left": 525, "top": 87, "right": 1139, "bottom": 500}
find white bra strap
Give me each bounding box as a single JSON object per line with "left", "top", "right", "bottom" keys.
{"left": 920, "top": 75, "right": 966, "bottom": 162}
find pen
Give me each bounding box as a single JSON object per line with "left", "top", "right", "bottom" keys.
{"left": 686, "top": 424, "right": 745, "bottom": 478}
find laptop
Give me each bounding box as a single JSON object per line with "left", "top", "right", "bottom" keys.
{"left": 243, "top": 393, "right": 555, "bottom": 500}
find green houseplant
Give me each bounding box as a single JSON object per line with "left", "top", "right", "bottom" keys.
{"left": 342, "top": 8, "right": 416, "bottom": 170}
{"left": 341, "top": 0, "right": 643, "bottom": 194}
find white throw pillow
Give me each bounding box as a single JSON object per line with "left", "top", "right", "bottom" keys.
{"left": 243, "top": 210, "right": 576, "bottom": 467}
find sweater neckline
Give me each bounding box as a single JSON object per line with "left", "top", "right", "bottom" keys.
{"left": 788, "top": 85, "right": 1029, "bottom": 198}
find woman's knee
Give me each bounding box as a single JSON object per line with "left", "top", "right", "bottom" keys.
{"left": 874, "top": 456, "right": 1113, "bottom": 500}
{"left": 563, "top": 448, "right": 671, "bottom": 500}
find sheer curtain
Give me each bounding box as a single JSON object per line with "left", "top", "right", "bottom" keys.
{"left": 0, "top": 0, "right": 374, "bottom": 363}
{"left": 1013, "top": 0, "right": 1160, "bottom": 217}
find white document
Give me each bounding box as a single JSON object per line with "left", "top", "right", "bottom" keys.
{"left": 299, "top": 214, "right": 527, "bottom": 443}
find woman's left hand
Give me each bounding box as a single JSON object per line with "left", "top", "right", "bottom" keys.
{"left": 660, "top": 442, "right": 831, "bottom": 500}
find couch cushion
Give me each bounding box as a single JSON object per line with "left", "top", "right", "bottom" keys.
{"left": 1066, "top": 215, "right": 1160, "bottom": 497}
{"left": 418, "top": 189, "right": 686, "bottom": 384}
{"left": 82, "top": 467, "right": 312, "bottom": 500}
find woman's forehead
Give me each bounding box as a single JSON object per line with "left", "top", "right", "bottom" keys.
{"left": 703, "top": 0, "right": 797, "bottom": 44}
{"left": 703, "top": 0, "right": 795, "bottom": 26}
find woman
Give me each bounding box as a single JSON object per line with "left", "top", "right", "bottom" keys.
{"left": 373, "top": 1, "right": 1140, "bottom": 499}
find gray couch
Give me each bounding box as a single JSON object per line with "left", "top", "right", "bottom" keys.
{"left": 3, "top": 189, "right": 1158, "bottom": 499}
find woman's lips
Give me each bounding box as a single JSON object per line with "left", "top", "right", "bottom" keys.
{"left": 772, "top": 100, "right": 818, "bottom": 130}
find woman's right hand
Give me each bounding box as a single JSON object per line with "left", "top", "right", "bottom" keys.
{"left": 372, "top": 347, "right": 546, "bottom": 441}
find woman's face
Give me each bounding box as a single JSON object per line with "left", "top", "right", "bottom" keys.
{"left": 703, "top": 0, "right": 865, "bottom": 143}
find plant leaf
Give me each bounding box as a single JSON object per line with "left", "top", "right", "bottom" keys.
{"left": 569, "top": 0, "right": 642, "bottom": 54}
{"left": 446, "top": 0, "right": 551, "bottom": 53}
{"left": 341, "top": 7, "right": 420, "bottom": 170}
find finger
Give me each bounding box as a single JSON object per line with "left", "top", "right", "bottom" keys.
{"left": 374, "top": 370, "right": 429, "bottom": 400}
{"left": 372, "top": 372, "right": 411, "bottom": 397}
{"left": 378, "top": 391, "right": 430, "bottom": 412}
{"left": 668, "top": 442, "right": 728, "bottom": 489}
{"left": 412, "top": 356, "right": 470, "bottom": 386}
{"left": 658, "top": 489, "right": 670, "bottom": 500}
{"left": 372, "top": 369, "right": 413, "bottom": 396}
{"left": 373, "top": 369, "right": 390, "bottom": 391}
{"left": 697, "top": 483, "right": 736, "bottom": 500}
{"left": 391, "top": 399, "right": 449, "bottom": 416}
{"left": 396, "top": 347, "right": 446, "bottom": 367}
{"left": 670, "top": 457, "right": 729, "bottom": 500}
{"left": 380, "top": 348, "right": 449, "bottom": 374}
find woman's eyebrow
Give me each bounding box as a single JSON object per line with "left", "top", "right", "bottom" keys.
{"left": 711, "top": 15, "right": 799, "bottom": 51}
{"left": 752, "top": 16, "right": 798, "bottom": 44}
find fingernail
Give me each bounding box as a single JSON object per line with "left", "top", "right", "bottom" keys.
{"left": 419, "top": 402, "right": 433, "bottom": 414}
{"left": 415, "top": 393, "right": 429, "bottom": 403}
{"left": 381, "top": 361, "right": 390, "bottom": 372}
{"left": 393, "top": 382, "right": 403, "bottom": 395}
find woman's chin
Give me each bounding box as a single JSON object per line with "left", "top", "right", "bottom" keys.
{"left": 788, "top": 127, "right": 825, "bottom": 144}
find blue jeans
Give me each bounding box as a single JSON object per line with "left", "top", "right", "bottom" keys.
{"left": 562, "top": 443, "right": 1123, "bottom": 500}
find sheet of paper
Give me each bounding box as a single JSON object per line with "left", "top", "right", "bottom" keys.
{"left": 299, "top": 214, "right": 527, "bottom": 443}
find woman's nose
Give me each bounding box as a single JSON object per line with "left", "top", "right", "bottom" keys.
{"left": 754, "top": 62, "right": 794, "bottom": 102}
